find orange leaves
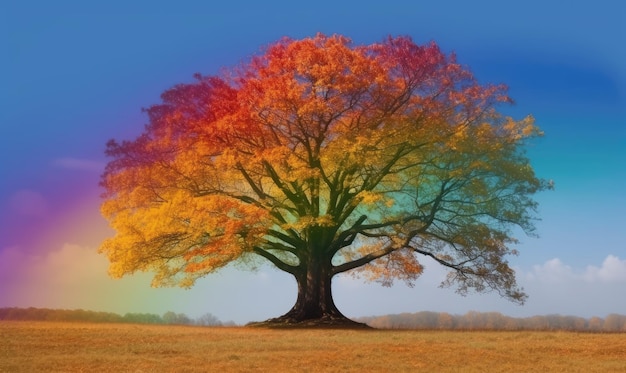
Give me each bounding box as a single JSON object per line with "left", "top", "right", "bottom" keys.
{"left": 238, "top": 34, "right": 383, "bottom": 150}
{"left": 356, "top": 248, "right": 425, "bottom": 287}
{"left": 503, "top": 115, "right": 542, "bottom": 141}
{"left": 259, "top": 34, "right": 375, "bottom": 97}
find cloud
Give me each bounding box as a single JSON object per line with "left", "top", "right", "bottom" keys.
{"left": 583, "top": 255, "right": 626, "bottom": 283}
{"left": 526, "top": 258, "right": 575, "bottom": 283}
{"left": 334, "top": 255, "right": 626, "bottom": 319}
{"left": 8, "top": 189, "right": 48, "bottom": 217}
{"left": 37, "top": 243, "right": 105, "bottom": 283}
{"left": 526, "top": 255, "right": 626, "bottom": 284}
{"left": 0, "top": 243, "right": 168, "bottom": 312}
{"left": 0, "top": 244, "right": 105, "bottom": 291}
{"left": 52, "top": 157, "right": 104, "bottom": 172}
{"left": 512, "top": 255, "right": 626, "bottom": 318}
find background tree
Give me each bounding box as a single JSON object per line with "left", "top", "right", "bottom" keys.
{"left": 603, "top": 314, "right": 626, "bottom": 332}
{"left": 162, "top": 311, "right": 192, "bottom": 325}
{"left": 100, "top": 34, "right": 551, "bottom": 325}
{"left": 195, "top": 312, "right": 223, "bottom": 327}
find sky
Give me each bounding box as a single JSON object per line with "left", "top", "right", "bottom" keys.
{"left": 1, "top": 0, "right": 625, "bottom": 324}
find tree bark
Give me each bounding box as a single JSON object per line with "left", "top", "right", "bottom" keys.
{"left": 284, "top": 257, "right": 344, "bottom": 321}
{"left": 252, "top": 253, "right": 369, "bottom": 328}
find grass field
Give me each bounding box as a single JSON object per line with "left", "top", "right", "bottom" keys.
{"left": 1, "top": 321, "right": 625, "bottom": 372}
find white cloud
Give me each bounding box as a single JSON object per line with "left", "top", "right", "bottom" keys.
{"left": 511, "top": 255, "right": 626, "bottom": 318}
{"left": 583, "top": 255, "right": 626, "bottom": 283}
{"left": 526, "top": 258, "right": 575, "bottom": 283}
{"left": 526, "top": 255, "right": 626, "bottom": 284}
{"left": 0, "top": 244, "right": 106, "bottom": 294}
{"left": 52, "top": 157, "right": 104, "bottom": 172}
{"left": 334, "top": 255, "right": 626, "bottom": 319}
{"left": 1, "top": 244, "right": 129, "bottom": 308}
{"left": 36, "top": 243, "right": 106, "bottom": 284}
{"left": 8, "top": 189, "right": 48, "bottom": 217}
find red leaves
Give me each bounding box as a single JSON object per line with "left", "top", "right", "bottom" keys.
{"left": 106, "top": 34, "right": 510, "bottom": 173}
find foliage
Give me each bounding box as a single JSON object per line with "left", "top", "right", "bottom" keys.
{"left": 100, "top": 34, "right": 551, "bottom": 315}
{"left": 356, "top": 311, "right": 626, "bottom": 332}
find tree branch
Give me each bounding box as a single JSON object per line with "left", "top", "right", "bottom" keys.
{"left": 332, "top": 245, "right": 396, "bottom": 275}
{"left": 252, "top": 247, "right": 299, "bottom": 274}
{"left": 262, "top": 160, "right": 308, "bottom": 215}
{"left": 236, "top": 162, "right": 266, "bottom": 199}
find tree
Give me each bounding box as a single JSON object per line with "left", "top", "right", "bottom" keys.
{"left": 603, "top": 314, "right": 626, "bottom": 332}
{"left": 588, "top": 316, "right": 604, "bottom": 332}
{"left": 162, "top": 311, "right": 192, "bottom": 325}
{"left": 196, "top": 312, "right": 223, "bottom": 326}
{"left": 99, "top": 34, "right": 550, "bottom": 326}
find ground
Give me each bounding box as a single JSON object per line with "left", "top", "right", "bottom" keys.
{"left": 1, "top": 321, "right": 625, "bottom": 372}
{"left": 247, "top": 315, "right": 372, "bottom": 329}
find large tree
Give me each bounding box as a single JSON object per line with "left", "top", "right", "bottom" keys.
{"left": 100, "top": 34, "right": 550, "bottom": 325}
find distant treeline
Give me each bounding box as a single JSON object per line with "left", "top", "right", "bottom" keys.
{"left": 0, "top": 307, "right": 235, "bottom": 326}
{"left": 355, "top": 311, "right": 626, "bottom": 332}
{"left": 4, "top": 307, "right": 625, "bottom": 332}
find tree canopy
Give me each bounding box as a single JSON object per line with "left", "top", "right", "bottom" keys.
{"left": 100, "top": 34, "right": 550, "bottom": 324}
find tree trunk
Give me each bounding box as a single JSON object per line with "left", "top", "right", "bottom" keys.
{"left": 253, "top": 254, "right": 368, "bottom": 328}
{"left": 284, "top": 258, "right": 344, "bottom": 321}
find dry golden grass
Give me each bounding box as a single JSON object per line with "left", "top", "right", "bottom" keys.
{"left": 1, "top": 321, "right": 625, "bottom": 372}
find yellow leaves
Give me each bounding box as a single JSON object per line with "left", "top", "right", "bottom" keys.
{"left": 503, "top": 115, "right": 542, "bottom": 141}
{"left": 357, "top": 190, "right": 383, "bottom": 204}
{"left": 281, "top": 214, "right": 335, "bottom": 231}
{"left": 520, "top": 115, "right": 541, "bottom": 137}
{"left": 178, "top": 277, "right": 195, "bottom": 289}
{"left": 99, "top": 183, "right": 271, "bottom": 287}
{"left": 385, "top": 198, "right": 395, "bottom": 208}
{"left": 449, "top": 125, "right": 468, "bottom": 151}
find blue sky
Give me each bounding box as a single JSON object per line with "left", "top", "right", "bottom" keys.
{"left": 1, "top": 1, "right": 624, "bottom": 323}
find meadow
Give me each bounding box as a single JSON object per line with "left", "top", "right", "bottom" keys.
{"left": 1, "top": 321, "right": 625, "bottom": 372}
